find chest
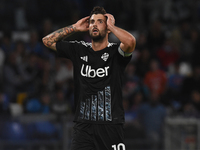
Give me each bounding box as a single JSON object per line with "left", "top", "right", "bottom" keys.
{"left": 74, "top": 48, "right": 115, "bottom": 79}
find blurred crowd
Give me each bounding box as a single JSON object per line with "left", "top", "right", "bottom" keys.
{"left": 0, "top": 0, "right": 200, "bottom": 149}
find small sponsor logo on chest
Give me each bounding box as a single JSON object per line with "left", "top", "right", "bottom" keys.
{"left": 80, "top": 56, "right": 88, "bottom": 62}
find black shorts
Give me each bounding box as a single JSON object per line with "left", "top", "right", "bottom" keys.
{"left": 71, "top": 122, "right": 126, "bottom": 150}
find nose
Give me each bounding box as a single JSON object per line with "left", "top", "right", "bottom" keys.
{"left": 93, "top": 21, "right": 97, "bottom": 27}
{"left": 93, "top": 24, "right": 97, "bottom": 28}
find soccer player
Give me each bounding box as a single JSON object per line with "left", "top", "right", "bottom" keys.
{"left": 42, "top": 6, "right": 136, "bottom": 150}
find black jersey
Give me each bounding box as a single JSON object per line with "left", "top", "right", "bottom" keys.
{"left": 56, "top": 40, "right": 131, "bottom": 124}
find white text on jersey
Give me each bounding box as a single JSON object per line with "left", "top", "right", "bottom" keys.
{"left": 81, "top": 64, "right": 109, "bottom": 78}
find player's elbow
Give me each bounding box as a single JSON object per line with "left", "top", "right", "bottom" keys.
{"left": 42, "top": 37, "right": 47, "bottom": 45}
{"left": 127, "top": 36, "right": 136, "bottom": 52}
{"left": 42, "top": 37, "right": 50, "bottom": 48}
{"left": 42, "top": 37, "right": 56, "bottom": 51}
{"left": 129, "top": 36, "right": 136, "bottom": 47}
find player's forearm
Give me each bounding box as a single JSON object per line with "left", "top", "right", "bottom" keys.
{"left": 109, "top": 25, "right": 136, "bottom": 52}
{"left": 42, "top": 25, "right": 76, "bottom": 50}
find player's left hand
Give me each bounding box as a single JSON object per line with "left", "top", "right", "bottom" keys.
{"left": 104, "top": 14, "right": 115, "bottom": 30}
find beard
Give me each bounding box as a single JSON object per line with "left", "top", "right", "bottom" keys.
{"left": 89, "top": 30, "right": 107, "bottom": 42}
{"left": 91, "top": 34, "right": 103, "bottom": 41}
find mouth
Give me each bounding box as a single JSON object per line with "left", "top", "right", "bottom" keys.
{"left": 92, "top": 28, "right": 99, "bottom": 33}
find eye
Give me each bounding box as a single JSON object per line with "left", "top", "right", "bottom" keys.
{"left": 90, "top": 20, "right": 94, "bottom": 24}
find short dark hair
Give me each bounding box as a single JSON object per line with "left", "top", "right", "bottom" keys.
{"left": 90, "top": 6, "right": 107, "bottom": 18}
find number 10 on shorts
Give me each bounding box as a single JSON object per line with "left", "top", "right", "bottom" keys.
{"left": 112, "top": 143, "right": 126, "bottom": 150}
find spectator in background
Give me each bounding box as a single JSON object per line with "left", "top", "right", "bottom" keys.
{"left": 0, "top": 48, "right": 5, "bottom": 67}
{"left": 65, "top": 79, "right": 75, "bottom": 112}
{"left": 55, "top": 59, "right": 73, "bottom": 89}
{"left": 181, "top": 90, "right": 200, "bottom": 117}
{"left": 181, "top": 65, "right": 200, "bottom": 102}
{"left": 156, "top": 38, "right": 180, "bottom": 70}
{"left": 130, "top": 92, "right": 144, "bottom": 120}
{"left": 39, "top": 19, "right": 57, "bottom": 60}
{"left": 170, "top": 28, "right": 182, "bottom": 51}
{"left": 138, "top": 91, "right": 166, "bottom": 150}
{"left": 123, "top": 93, "right": 145, "bottom": 141}
{"left": 1, "top": 32, "right": 15, "bottom": 55}
{"left": 0, "top": 92, "right": 10, "bottom": 115}
{"left": 52, "top": 89, "right": 71, "bottom": 119}
{"left": 26, "top": 30, "right": 44, "bottom": 57}
{"left": 179, "top": 21, "right": 192, "bottom": 61}
{"left": 14, "top": 0, "right": 28, "bottom": 30}
{"left": 166, "top": 62, "right": 184, "bottom": 104}
{"left": 179, "top": 21, "right": 191, "bottom": 40}
{"left": 39, "top": 18, "right": 53, "bottom": 41}
{"left": 190, "top": 90, "right": 200, "bottom": 112}
{"left": 18, "top": 53, "right": 41, "bottom": 95}
{"left": 41, "top": 59, "right": 54, "bottom": 91}
{"left": 191, "top": 29, "right": 200, "bottom": 66}
{"left": 147, "top": 20, "right": 165, "bottom": 55}
{"left": 123, "top": 98, "right": 134, "bottom": 122}
{"left": 131, "top": 92, "right": 144, "bottom": 108}
{"left": 144, "top": 59, "right": 167, "bottom": 96}
{"left": 25, "top": 97, "right": 41, "bottom": 113}
{"left": 182, "top": 101, "right": 197, "bottom": 117}
{"left": 4, "top": 52, "right": 24, "bottom": 102}
{"left": 180, "top": 90, "right": 200, "bottom": 117}
{"left": 40, "top": 92, "right": 51, "bottom": 114}
{"left": 135, "top": 32, "right": 148, "bottom": 50}
{"left": 14, "top": 40, "right": 26, "bottom": 64}
{"left": 136, "top": 48, "right": 151, "bottom": 78}
{"left": 25, "top": 92, "right": 51, "bottom": 114}
{"left": 0, "top": 48, "right": 5, "bottom": 86}
{"left": 123, "top": 63, "right": 141, "bottom": 99}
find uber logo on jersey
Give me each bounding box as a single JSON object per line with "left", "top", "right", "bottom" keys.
{"left": 81, "top": 64, "right": 109, "bottom": 78}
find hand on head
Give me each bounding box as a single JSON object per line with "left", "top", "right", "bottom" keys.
{"left": 74, "top": 13, "right": 115, "bottom": 32}
{"left": 74, "top": 16, "right": 90, "bottom": 32}
{"left": 104, "top": 14, "right": 115, "bottom": 30}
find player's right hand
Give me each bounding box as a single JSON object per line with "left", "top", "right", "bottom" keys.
{"left": 74, "top": 16, "right": 90, "bottom": 32}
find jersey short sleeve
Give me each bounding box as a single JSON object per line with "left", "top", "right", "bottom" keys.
{"left": 116, "top": 45, "right": 132, "bottom": 69}
{"left": 56, "top": 40, "right": 79, "bottom": 60}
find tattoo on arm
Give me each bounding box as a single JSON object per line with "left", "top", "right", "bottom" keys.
{"left": 42, "top": 25, "right": 76, "bottom": 50}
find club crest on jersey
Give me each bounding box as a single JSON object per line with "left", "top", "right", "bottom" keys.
{"left": 80, "top": 56, "right": 88, "bottom": 62}
{"left": 101, "top": 53, "right": 109, "bottom": 61}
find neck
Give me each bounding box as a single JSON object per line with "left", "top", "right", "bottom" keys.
{"left": 92, "top": 37, "right": 109, "bottom": 51}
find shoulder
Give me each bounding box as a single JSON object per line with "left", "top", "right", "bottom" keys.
{"left": 57, "top": 40, "right": 92, "bottom": 47}
{"left": 71, "top": 40, "right": 92, "bottom": 48}
{"left": 107, "top": 43, "right": 119, "bottom": 53}
{"left": 108, "top": 42, "right": 118, "bottom": 48}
